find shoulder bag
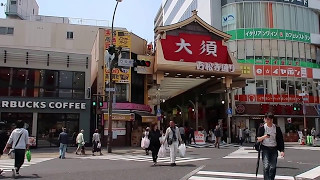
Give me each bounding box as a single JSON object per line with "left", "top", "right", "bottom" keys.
{"left": 8, "top": 132, "right": 23, "bottom": 159}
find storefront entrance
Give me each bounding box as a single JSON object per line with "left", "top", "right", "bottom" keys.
{"left": 1, "top": 112, "right": 33, "bottom": 135}
{"left": 37, "top": 113, "right": 79, "bottom": 147}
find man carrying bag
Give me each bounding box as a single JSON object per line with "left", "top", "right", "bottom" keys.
{"left": 3, "top": 120, "right": 30, "bottom": 178}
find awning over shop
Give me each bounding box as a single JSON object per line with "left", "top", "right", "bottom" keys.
{"left": 103, "top": 111, "right": 133, "bottom": 121}
{"left": 135, "top": 112, "right": 157, "bottom": 123}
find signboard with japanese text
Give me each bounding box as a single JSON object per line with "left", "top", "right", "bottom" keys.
{"left": 235, "top": 94, "right": 319, "bottom": 103}
{"left": 116, "top": 31, "right": 131, "bottom": 51}
{"left": 105, "top": 29, "right": 116, "bottom": 50}
{"left": 105, "top": 67, "right": 131, "bottom": 84}
{"left": 196, "top": 61, "right": 235, "bottom": 73}
{"left": 254, "top": 65, "right": 313, "bottom": 78}
{"left": 161, "top": 33, "right": 229, "bottom": 64}
{"left": 227, "top": 28, "right": 311, "bottom": 43}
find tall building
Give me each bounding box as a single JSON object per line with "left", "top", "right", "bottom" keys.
{"left": 155, "top": 0, "right": 320, "bottom": 141}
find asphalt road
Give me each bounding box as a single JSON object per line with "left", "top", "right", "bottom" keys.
{"left": 0, "top": 145, "right": 319, "bottom": 180}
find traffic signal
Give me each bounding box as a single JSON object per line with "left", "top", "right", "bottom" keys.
{"left": 108, "top": 45, "right": 116, "bottom": 55}
{"left": 134, "top": 60, "right": 150, "bottom": 67}
{"left": 98, "top": 96, "right": 103, "bottom": 108}
{"left": 293, "top": 103, "right": 301, "bottom": 111}
{"left": 97, "top": 114, "right": 102, "bottom": 129}
{"left": 92, "top": 96, "right": 97, "bottom": 107}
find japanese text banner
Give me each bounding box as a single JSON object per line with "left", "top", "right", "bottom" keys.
{"left": 161, "top": 33, "right": 229, "bottom": 64}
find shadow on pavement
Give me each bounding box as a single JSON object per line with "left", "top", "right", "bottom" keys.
{"left": 0, "top": 174, "right": 41, "bottom": 179}
{"left": 153, "top": 164, "right": 197, "bottom": 167}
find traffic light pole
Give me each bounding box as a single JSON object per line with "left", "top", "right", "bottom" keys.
{"left": 107, "top": 1, "right": 120, "bottom": 153}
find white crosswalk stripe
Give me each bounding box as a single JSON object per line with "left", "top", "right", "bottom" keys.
{"left": 0, "top": 158, "right": 53, "bottom": 173}
{"left": 187, "top": 143, "right": 240, "bottom": 149}
{"left": 188, "top": 170, "right": 295, "bottom": 180}
{"left": 223, "top": 147, "right": 283, "bottom": 159}
{"left": 74, "top": 154, "right": 210, "bottom": 164}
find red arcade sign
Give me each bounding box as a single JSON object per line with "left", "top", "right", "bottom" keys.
{"left": 161, "top": 33, "right": 229, "bottom": 64}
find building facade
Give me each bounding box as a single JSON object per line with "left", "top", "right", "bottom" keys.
{"left": 155, "top": 0, "right": 320, "bottom": 141}
{"left": 0, "top": 0, "right": 101, "bottom": 147}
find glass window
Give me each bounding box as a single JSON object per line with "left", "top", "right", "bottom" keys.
{"left": 11, "top": 69, "right": 27, "bottom": 88}
{"left": 73, "top": 72, "right": 85, "bottom": 89}
{"left": 11, "top": 1, "right": 16, "bottom": 5}
{"left": 283, "top": 4, "right": 291, "bottom": 30}
{"left": 115, "top": 84, "right": 128, "bottom": 102}
{"left": 59, "top": 89, "right": 72, "bottom": 98}
{"left": 280, "top": 77, "right": 288, "bottom": 95}
{"left": 256, "top": 80, "right": 264, "bottom": 95}
{"left": 67, "top": 31, "right": 74, "bottom": 39}
{"left": 59, "top": 71, "right": 73, "bottom": 89}
{"left": 73, "top": 90, "right": 85, "bottom": 99}
{"left": 244, "top": 2, "right": 253, "bottom": 28}
{"left": 236, "top": 3, "right": 244, "bottom": 28}
{"left": 7, "top": 28, "right": 14, "bottom": 35}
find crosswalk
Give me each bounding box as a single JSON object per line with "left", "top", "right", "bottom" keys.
{"left": 188, "top": 170, "right": 295, "bottom": 180}
{"left": 223, "top": 147, "right": 283, "bottom": 159}
{"left": 187, "top": 143, "right": 240, "bottom": 149}
{"left": 189, "top": 167, "right": 320, "bottom": 180}
{"left": 74, "top": 154, "right": 210, "bottom": 164}
{"left": 0, "top": 158, "right": 53, "bottom": 173}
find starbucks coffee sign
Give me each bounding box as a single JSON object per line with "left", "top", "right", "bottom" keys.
{"left": 0, "top": 100, "right": 86, "bottom": 110}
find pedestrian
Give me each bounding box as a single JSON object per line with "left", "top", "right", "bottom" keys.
{"left": 149, "top": 123, "right": 161, "bottom": 166}
{"left": 163, "top": 121, "right": 182, "bottom": 166}
{"left": 184, "top": 126, "right": 190, "bottom": 145}
{"left": 92, "top": 129, "right": 102, "bottom": 156}
{"left": 214, "top": 125, "right": 221, "bottom": 148}
{"left": 179, "top": 125, "right": 185, "bottom": 144}
{"left": 75, "top": 129, "right": 85, "bottom": 155}
{"left": 3, "top": 120, "right": 29, "bottom": 178}
{"left": 244, "top": 127, "right": 251, "bottom": 143}
{"left": 143, "top": 127, "right": 150, "bottom": 155}
{"left": 0, "top": 122, "right": 9, "bottom": 175}
{"left": 189, "top": 127, "right": 196, "bottom": 144}
{"left": 238, "top": 126, "right": 244, "bottom": 146}
{"left": 58, "top": 128, "right": 68, "bottom": 159}
{"left": 257, "top": 112, "right": 285, "bottom": 180}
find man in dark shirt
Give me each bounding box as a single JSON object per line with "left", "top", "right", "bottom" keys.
{"left": 58, "top": 128, "right": 68, "bottom": 159}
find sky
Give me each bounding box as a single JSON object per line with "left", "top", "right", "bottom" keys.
{"left": 0, "top": 0, "right": 162, "bottom": 42}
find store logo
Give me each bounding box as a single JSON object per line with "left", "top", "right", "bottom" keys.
{"left": 0, "top": 101, "right": 86, "bottom": 110}
{"left": 240, "top": 65, "right": 251, "bottom": 74}
{"left": 222, "top": 14, "right": 235, "bottom": 26}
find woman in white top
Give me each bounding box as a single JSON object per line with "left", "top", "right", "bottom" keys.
{"left": 92, "top": 129, "right": 102, "bottom": 156}
{"left": 144, "top": 127, "right": 150, "bottom": 155}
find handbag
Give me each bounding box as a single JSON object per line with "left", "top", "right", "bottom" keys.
{"left": 8, "top": 132, "right": 23, "bottom": 159}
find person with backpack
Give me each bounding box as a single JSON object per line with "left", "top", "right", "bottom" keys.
{"left": 163, "top": 121, "right": 182, "bottom": 166}
{"left": 214, "top": 125, "right": 221, "bottom": 148}
{"left": 257, "top": 112, "right": 285, "bottom": 180}
{"left": 3, "top": 120, "right": 29, "bottom": 178}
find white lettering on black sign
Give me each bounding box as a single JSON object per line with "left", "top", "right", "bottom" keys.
{"left": 0, "top": 101, "right": 86, "bottom": 110}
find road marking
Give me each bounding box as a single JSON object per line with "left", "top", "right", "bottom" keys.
{"left": 74, "top": 154, "right": 210, "bottom": 164}
{"left": 295, "top": 166, "right": 320, "bottom": 179}
{"left": 286, "top": 146, "right": 320, "bottom": 151}
{"left": 223, "top": 147, "right": 282, "bottom": 159}
{"left": 180, "top": 165, "right": 205, "bottom": 180}
{"left": 197, "top": 171, "right": 294, "bottom": 180}
{"left": 189, "top": 176, "right": 245, "bottom": 180}
{"left": 0, "top": 158, "right": 53, "bottom": 172}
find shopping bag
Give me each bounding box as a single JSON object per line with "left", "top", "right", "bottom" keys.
{"left": 141, "top": 137, "right": 150, "bottom": 149}
{"left": 97, "top": 142, "right": 101, "bottom": 149}
{"left": 26, "top": 150, "right": 31, "bottom": 162}
{"left": 178, "top": 144, "right": 186, "bottom": 158}
{"left": 158, "top": 145, "right": 166, "bottom": 158}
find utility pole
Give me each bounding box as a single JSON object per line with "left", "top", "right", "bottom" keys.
{"left": 107, "top": 0, "right": 123, "bottom": 153}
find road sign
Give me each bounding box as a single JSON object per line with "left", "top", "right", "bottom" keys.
{"left": 118, "top": 59, "right": 133, "bottom": 67}
{"left": 227, "top": 108, "right": 232, "bottom": 115}
{"left": 105, "top": 88, "right": 116, "bottom": 92}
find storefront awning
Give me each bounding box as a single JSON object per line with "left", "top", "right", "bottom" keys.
{"left": 135, "top": 112, "right": 157, "bottom": 123}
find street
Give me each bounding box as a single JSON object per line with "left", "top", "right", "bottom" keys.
{"left": 1, "top": 144, "right": 320, "bottom": 180}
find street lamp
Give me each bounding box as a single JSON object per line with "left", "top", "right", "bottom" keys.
{"left": 107, "top": 0, "right": 123, "bottom": 153}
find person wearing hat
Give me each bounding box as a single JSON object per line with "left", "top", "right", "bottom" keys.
{"left": 0, "top": 122, "right": 9, "bottom": 175}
